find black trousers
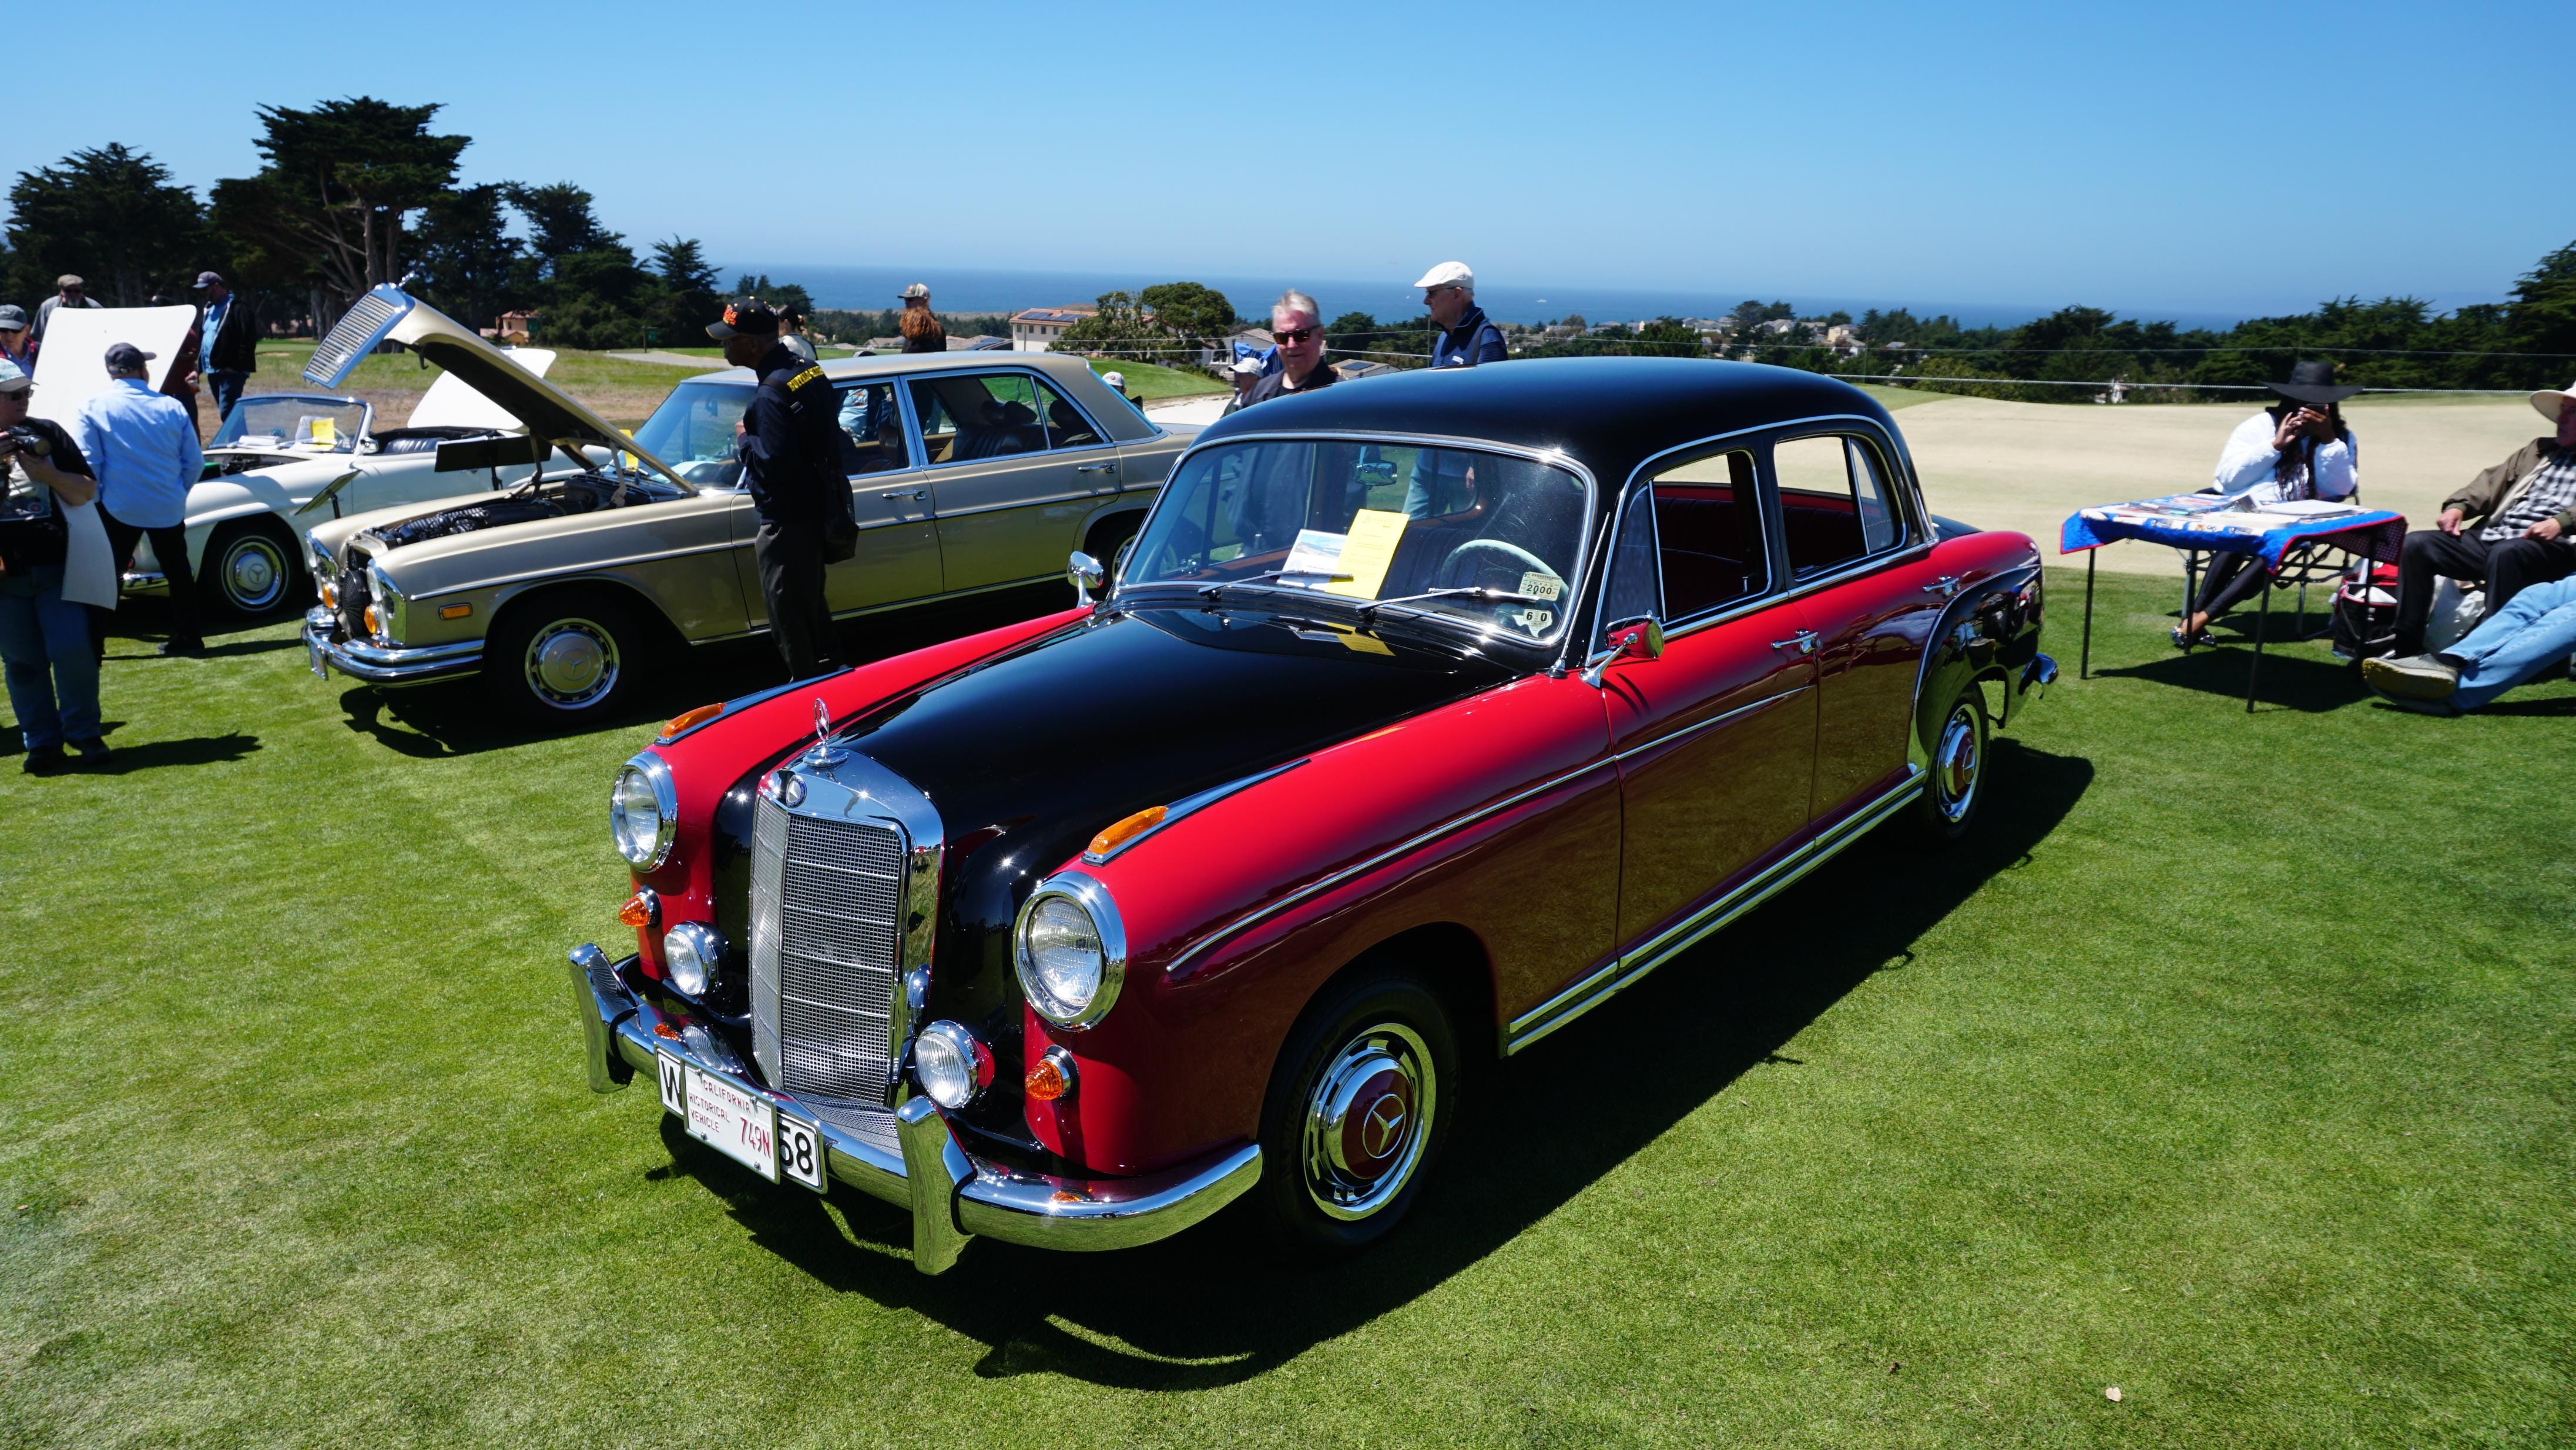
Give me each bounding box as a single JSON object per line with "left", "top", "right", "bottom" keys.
{"left": 754, "top": 518, "right": 841, "bottom": 681}
{"left": 2394, "top": 528, "right": 2576, "bottom": 654}
{"left": 2189, "top": 552, "right": 2269, "bottom": 624}
{"left": 99, "top": 507, "right": 202, "bottom": 648}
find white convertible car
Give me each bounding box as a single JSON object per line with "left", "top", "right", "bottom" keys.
{"left": 123, "top": 351, "right": 564, "bottom": 615}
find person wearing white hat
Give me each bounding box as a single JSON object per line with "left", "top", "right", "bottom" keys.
{"left": 1223, "top": 354, "right": 1263, "bottom": 415}
{"left": 1413, "top": 261, "right": 1505, "bottom": 369}
{"left": 0, "top": 357, "right": 110, "bottom": 772}
{"left": 2386, "top": 376, "right": 2576, "bottom": 656}
{"left": 898, "top": 283, "right": 945, "bottom": 354}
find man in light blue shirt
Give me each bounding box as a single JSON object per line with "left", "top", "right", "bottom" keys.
{"left": 73, "top": 341, "right": 206, "bottom": 653}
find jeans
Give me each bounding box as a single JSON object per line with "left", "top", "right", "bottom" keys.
{"left": 0, "top": 565, "right": 103, "bottom": 751}
{"left": 2394, "top": 528, "right": 2576, "bottom": 654}
{"left": 207, "top": 369, "right": 249, "bottom": 422}
{"left": 2439, "top": 575, "right": 2576, "bottom": 710}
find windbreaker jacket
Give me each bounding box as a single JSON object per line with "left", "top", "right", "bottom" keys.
{"left": 2444, "top": 437, "right": 2576, "bottom": 535}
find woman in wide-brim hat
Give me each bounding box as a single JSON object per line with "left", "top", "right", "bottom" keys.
{"left": 2174, "top": 359, "right": 2364, "bottom": 647}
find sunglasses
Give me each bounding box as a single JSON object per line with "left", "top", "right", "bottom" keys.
{"left": 1275, "top": 326, "right": 1320, "bottom": 344}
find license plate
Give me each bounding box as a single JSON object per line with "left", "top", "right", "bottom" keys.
{"left": 655, "top": 1051, "right": 824, "bottom": 1191}
{"left": 307, "top": 637, "right": 328, "bottom": 679}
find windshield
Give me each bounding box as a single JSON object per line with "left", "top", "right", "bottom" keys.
{"left": 211, "top": 396, "right": 370, "bottom": 453}
{"left": 1125, "top": 439, "right": 1591, "bottom": 642}
{"left": 630, "top": 381, "right": 755, "bottom": 487}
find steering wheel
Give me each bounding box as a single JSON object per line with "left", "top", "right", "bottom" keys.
{"left": 1435, "top": 538, "right": 1558, "bottom": 592}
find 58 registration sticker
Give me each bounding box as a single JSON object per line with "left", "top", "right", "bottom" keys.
{"left": 656, "top": 1050, "right": 824, "bottom": 1191}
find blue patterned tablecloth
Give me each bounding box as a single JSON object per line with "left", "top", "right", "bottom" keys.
{"left": 2061, "top": 494, "right": 2406, "bottom": 572}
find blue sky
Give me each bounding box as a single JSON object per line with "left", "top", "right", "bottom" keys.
{"left": 18, "top": 0, "right": 2568, "bottom": 322}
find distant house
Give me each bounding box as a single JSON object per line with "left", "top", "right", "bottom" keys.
{"left": 493, "top": 310, "right": 538, "bottom": 344}
{"left": 1011, "top": 305, "right": 1099, "bottom": 353}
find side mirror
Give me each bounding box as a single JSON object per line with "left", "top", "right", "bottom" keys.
{"left": 1067, "top": 550, "right": 1106, "bottom": 605}
{"left": 1582, "top": 615, "right": 1665, "bottom": 688}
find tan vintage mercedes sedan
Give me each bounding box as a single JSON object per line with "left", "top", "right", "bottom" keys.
{"left": 300, "top": 286, "right": 1192, "bottom": 721}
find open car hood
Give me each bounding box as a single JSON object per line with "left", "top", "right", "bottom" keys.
{"left": 305, "top": 287, "right": 681, "bottom": 487}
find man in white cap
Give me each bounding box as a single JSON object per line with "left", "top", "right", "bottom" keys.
{"left": 73, "top": 342, "right": 206, "bottom": 654}
{"left": 1414, "top": 261, "right": 1505, "bottom": 369}
{"left": 2387, "top": 376, "right": 2576, "bottom": 657}
{"left": 1223, "top": 354, "right": 1263, "bottom": 415}
{"left": 898, "top": 283, "right": 945, "bottom": 354}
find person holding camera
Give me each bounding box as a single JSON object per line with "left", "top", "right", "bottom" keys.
{"left": 709, "top": 299, "right": 851, "bottom": 681}
{"left": 0, "top": 359, "right": 108, "bottom": 773}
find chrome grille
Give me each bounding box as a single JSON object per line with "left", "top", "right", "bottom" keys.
{"left": 750, "top": 794, "right": 905, "bottom": 1101}
{"left": 304, "top": 290, "right": 408, "bottom": 387}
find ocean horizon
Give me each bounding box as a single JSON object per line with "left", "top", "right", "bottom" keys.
{"left": 713, "top": 262, "right": 2444, "bottom": 333}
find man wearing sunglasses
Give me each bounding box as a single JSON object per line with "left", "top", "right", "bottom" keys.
{"left": 1243, "top": 290, "right": 1339, "bottom": 408}
{"left": 1416, "top": 261, "right": 1506, "bottom": 369}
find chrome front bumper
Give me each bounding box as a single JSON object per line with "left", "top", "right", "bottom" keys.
{"left": 301, "top": 607, "right": 484, "bottom": 686}
{"left": 567, "top": 945, "right": 1262, "bottom": 1275}
{"left": 120, "top": 570, "right": 169, "bottom": 592}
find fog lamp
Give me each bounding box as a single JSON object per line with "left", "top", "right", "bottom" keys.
{"left": 662, "top": 922, "right": 724, "bottom": 997}
{"left": 913, "top": 1020, "right": 994, "bottom": 1110}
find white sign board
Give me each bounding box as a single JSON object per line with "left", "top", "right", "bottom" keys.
{"left": 25, "top": 305, "right": 199, "bottom": 424}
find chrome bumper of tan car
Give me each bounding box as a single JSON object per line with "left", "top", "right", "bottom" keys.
{"left": 566, "top": 945, "right": 1263, "bottom": 1275}
{"left": 300, "top": 608, "right": 483, "bottom": 685}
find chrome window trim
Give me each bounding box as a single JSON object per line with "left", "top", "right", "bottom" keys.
{"left": 1013, "top": 869, "right": 1129, "bottom": 1030}
{"left": 827, "top": 376, "right": 923, "bottom": 482}
{"left": 1163, "top": 756, "right": 1617, "bottom": 977}
{"left": 615, "top": 752, "right": 679, "bottom": 870}
{"left": 1504, "top": 762, "right": 1924, "bottom": 1054}
{"left": 906, "top": 366, "right": 1109, "bottom": 470}
{"left": 1114, "top": 427, "right": 1601, "bottom": 654}
{"left": 1773, "top": 425, "right": 1919, "bottom": 580}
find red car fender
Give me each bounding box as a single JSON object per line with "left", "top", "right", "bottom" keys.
{"left": 625, "top": 606, "right": 1089, "bottom": 974}
{"left": 1024, "top": 669, "right": 1621, "bottom": 1173}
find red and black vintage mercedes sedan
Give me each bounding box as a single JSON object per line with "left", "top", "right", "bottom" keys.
{"left": 569, "top": 358, "right": 2055, "bottom": 1274}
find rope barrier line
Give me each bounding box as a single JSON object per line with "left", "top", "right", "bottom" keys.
{"left": 944, "top": 327, "right": 2576, "bottom": 361}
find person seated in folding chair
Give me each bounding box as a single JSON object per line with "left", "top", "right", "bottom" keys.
{"left": 2386, "top": 377, "right": 2576, "bottom": 658}
{"left": 2362, "top": 572, "right": 2576, "bottom": 714}
{"left": 2173, "top": 360, "right": 2359, "bottom": 648}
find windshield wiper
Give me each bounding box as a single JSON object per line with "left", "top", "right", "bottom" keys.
{"left": 1198, "top": 569, "right": 1353, "bottom": 601}
{"left": 1354, "top": 585, "right": 1552, "bottom": 625}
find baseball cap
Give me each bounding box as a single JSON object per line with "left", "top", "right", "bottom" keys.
{"left": 104, "top": 341, "right": 157, "bottom": 371}
{"left": 705, "top": 299, "right": 779, "bottom": 340}
{"left": 1411, "top": 260, "right": 1474, "bottom": 292}
{"left": 192, "top": 270, "right": 225, "bottom": 289}
{"left": 1102, "top": 371, "right": 1126, "bottom": 391}
{"left": 55, "top": 274, "right": 85, "bottom": 290}
{"left": 900, "top": 283, "right": 930, "bottom": 300}
{"left": 1230, "top": 356, "right": 1264, "bottom": 376}
{"left": 0, "top": 304, "right": 26, "bottom": 333}
{"left": 0, "top": 358, "right": 28, "bottom": 393}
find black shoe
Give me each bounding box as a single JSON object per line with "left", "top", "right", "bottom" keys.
{"left": 68, "top": 737, "right": 112, "bottom": 766}
{"left": 21, "top": 745, "right": 66, "bottom": 776}
{"left": 158, "top": 638, "right": 204, "bottom": 657}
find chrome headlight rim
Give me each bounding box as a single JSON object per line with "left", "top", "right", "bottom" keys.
{"left": 1011, "top": 870, "right": 1127, "bottom": 1030}
{"left": 913, "top": 1019, "right": 992, "bottom": 1109}
{"left": 609, "top": 754, "right": 677, "bottom": 870}
{"left": 662, "top": 920, "right": 724, "bottom": 999}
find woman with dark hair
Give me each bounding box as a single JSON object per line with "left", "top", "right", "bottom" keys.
{"left": 2173, "top": 359, "right": 2360, "bottom": 647}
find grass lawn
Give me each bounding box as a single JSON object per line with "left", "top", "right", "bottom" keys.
{"left": 244, "top": 341, "right": 711, "bottom": 434}
{"left": 2, "top": 570, "right": 2570, "bottom": 1448}
{"left": 1084, "top": 357, "right": 1227, "bottom": 400}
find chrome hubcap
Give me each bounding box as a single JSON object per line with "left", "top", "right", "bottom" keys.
{"left": 523, "top": 618, "right": 619, "bottom": 709}
{"left": 1934, "top": 702, "right": 1980, "bottom": 823}
{"left": 223, "top": 537, "right": 286, "bottom": 610}
{"left": 1301, "top": 1021, "right": 1434, "bottom": 1221}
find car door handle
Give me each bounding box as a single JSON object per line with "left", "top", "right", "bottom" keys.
{"left": 1771, "top": 631, "right": 1819, "bottom": 654}
{"left": 1923, "top": 574, "right": 1961, "bottom": 597}
{"left": 880, "top": 490, "right": 927, "bottom": 501}
{"left": 1074, "top": 463, "right": 1119, "bottom": 475}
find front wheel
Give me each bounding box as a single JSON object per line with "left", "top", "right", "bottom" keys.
{"left": 1252, "top": 969, "right": 1459, "bottom": 1256}
{"left": 206, "top": 518, "right": 304, "bottom": 617}
{"left": 484, "top": 590, "right": 649, "bottom": 725}
{"left": 1912, "top": 689, "right": 1989, "bottom": 843}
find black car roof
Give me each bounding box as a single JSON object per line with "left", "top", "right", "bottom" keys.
{"left": 1192, "top": 357, "right": 1901, "bottom": 484}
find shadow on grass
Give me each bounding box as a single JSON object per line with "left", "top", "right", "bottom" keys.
{"left": 652, "top": 737, "right": 2095, "bottom": 1388}
{"left": 2098, "top": 639, "right": 2362, "bottom": 714}
{"left": 328, "top": 584, "right": 1070, "bottom": 756}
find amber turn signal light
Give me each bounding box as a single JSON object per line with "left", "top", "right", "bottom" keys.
{"left": 361, "top": 604, "right": 380, "bottom": 635}
{"left": 318, "top": 580, "right": 338, "bottom": 609}
{"left": 1084, "top": 805, "right": 1167, "bottom": 862}
{"left": 658, "top": 702, "right": 723, "bottom": 742}
{"left": 438, "top": 603, "right": 472, "bottom": 620}
{"left": 1025, "top": 1045, "right": 1078, "bottom": 1103}
{"left": 617, "top": 889, "right": 660, "bottom": 929}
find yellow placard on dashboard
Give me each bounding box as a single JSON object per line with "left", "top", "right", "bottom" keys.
{"left": 1320, "top": 508, "right": 1408, "bottom": 599}
{"left": 308, "top": 417, "right": 336, "bottom": 447}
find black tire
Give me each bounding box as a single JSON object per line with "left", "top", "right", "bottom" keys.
{"left": 1083, "top": 513, "right": 1142, "bottom": 574}
{"left": 484, "top": 588, "right": 650, "bottom": 725}
{"left": 1911, "top": 686, "right": 1990, "bottom": 843}
{"left": 1250, "top": 967, "right": 1460, "bottom": 1257}
{"left": 204, "top": 518, "right": 304, "bottom": 617}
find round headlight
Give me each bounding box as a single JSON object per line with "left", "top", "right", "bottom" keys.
{"left": 609, "top": 758, "right": 675, "bottom": 869}
{"left": 1012, "top": 876, "right": 1127, "bottom": 1029}
{"left": 662, "top": 922, "right": 723, "bottom": 997}
{"left": 913, "top": 1020, "right": 991, "bottom": 1109}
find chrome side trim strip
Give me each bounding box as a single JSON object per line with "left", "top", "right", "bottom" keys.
{"left": 1503, "top": 764, "right": 1925, "bottom": 1054}
{"left": 1164, "top": 756, "right": 1616, "bottom": 976}
{"left": 1611, "top": 685, "right": 1809, "bottom": 763}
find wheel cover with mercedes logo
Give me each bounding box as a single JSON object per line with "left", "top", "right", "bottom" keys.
{"left": 1300, "top": 1022, "right": 1437, "bottom": 1220}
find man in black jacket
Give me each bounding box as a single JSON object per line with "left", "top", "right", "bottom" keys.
{"left": 191, "top": 272, "right": 257, "bottom": 422}
{"left": 711, "top": 299, "right": 851, "bottom": 681}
